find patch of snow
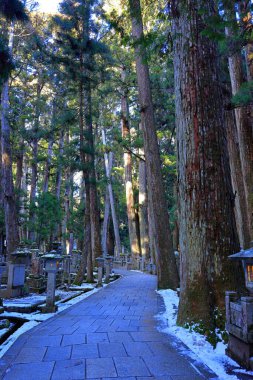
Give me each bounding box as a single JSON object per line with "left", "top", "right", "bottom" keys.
{"left": 157, "top": 289, "right": 244, "bottom": 380}
{"left": 0, "top": 275, "right": 121, "bottom": 358}
{"left": 70, "top": 283, "right": 95, "bottom": 290}
{"left": 0, "top": 287, "right": 100, "bottom": 358}
{"left": 130, "top": 270, "right": 143, "bottom": 273}
{"left": 233, "top": 369, "right": 253, "bottom": 377}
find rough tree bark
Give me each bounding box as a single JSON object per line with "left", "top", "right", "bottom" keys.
{"left": 62, "top": 131, "right": 73, "bottom": 254}
{"left": 75, "top": 78, "right": 93, "bottom": 284}
{"left": 102, "top": 188, "right": 110, "bottom": 258}
{"left": 55, "top": 130, "right": 64, "bottom": 200}
{"left": 28, "top": 78, "right": 43, "bottom": 242}
{"left": 102, "top": 130, "right": 121, "bottom": 258}
{"left": 172, "top": 0, "right": 242, "bottom": 328}
{"left": 138, "top": 124, "right": 149, "bottom": 266}
{"left": 82, "top": 1, "right": 102, "bottom": 263}
{"left": 225, "top": 107, "right": 250, "bottom": 249}
{"left": 225, "top": 7, "right": 253, "bottom": 247}
{"left": 128, "top": 0, "right": 179, "bottom": 289}
{"left": 43, "top": 137, "right": 54, "bottom": 193}
{"left": 121, "top": 67, "right": 140, "bottom": 261}
{"left": 1, "top": 23, "right": 19, "bottom": 258}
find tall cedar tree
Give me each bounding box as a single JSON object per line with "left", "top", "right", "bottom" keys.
{"left": 172, "top": 0, "right": 243, "bottom": 329}
{"left": 55, "top": 0, "right": 104, "bottom": 282}
{"left": 0, "top": 1, "right": 28, "bottom": 257}
{"left": 128, "top": 0, "right": 179, "bottom": 289}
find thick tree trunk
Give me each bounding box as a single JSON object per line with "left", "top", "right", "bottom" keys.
{"left": 28, "top": 135, "right": 38, "bottom": 242}
{"left": 43, "top": 137, "right": 54, "bottom": 193}
{"left": 102, "top": 130, "right": 121, "bottom": 258}
{"left": 102, "top": 188, "right": 110, "bottom": 257}
{"left": 75, "top": 77, "right": 93, "bottom": 284}
{"left": 138, "top": 125, "right": 149, "bottom": 265}
{"left": 225, "top": 17, "right": 253, "bottom": 246}
{"left": 62, "top": 132, "right": 73, "bottom": 254}
{"left": 172, "top": 0, "right": 242, "bottom": 328}
{"left": 129, "top": 0, "right": 179, "bottom": 289}
{"left": 1, "top": 24, "right": 19, "bottom": 258}
{"left": 121, "top": 67, "right": 140, "bottom": 260}
{"left": 15, "top": 139, "right": 24, "bottom": 192}
{"left": 86, "top": 108, "right": 102, "bottom": 262}
{"left": 225, "top": 108, "right": 250, "bottom": 249}
{"left": 19, "top": 155, "right": 28, "bottom": 241}
{"left": 28, "top": 80, "right": 43, "bottom": 243}
{"left": 55, "top": 130, "right": 64, "bottom": 200}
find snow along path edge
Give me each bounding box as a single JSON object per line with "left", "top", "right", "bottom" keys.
{"left": 0, "top": 273, "right": 122, "bottom": 359}
{"left": 157, "top": 289, "right": 253, "bottom": 380}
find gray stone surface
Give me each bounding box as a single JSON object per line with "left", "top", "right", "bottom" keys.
{"left": 3, "top": 362, "right": 54, "bottom": 380}
{"left": 51, "top": 359, "right": 85, "bottom": 380}
{"left": 86, "top": 357, "right": 117, "bottom": 378}
{"left": 0, "top": 270, "right": 219, "bottom": 380}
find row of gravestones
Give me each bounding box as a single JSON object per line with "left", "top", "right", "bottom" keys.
{"left": 0, "top": 245, "right": 83, "bottom": 299}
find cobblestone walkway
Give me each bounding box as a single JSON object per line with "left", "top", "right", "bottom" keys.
{"left": 0, "top": 270, "right": 218, "bottom": 380}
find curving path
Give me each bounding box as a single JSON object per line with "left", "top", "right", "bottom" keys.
{"left": 0, "top": 270, "right": 218, "bottom": 380}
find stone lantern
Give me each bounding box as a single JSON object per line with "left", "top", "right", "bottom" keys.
{"left": 226, "top": 248, "right": 253, "bottom": 369}
{"left": 95, "top": 257, "right": 105, "bottom": 287}
{"left": 41, "top": 250, "right": 63, "bottom": 313}
{"left": 104, "top": 255, "right": 113, "bottom": 283}
{"left": 52, "top": 241, "right": 63, "bottom": 255}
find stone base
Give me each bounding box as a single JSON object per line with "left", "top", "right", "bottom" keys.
{"left": 226, "top": 334, "right": 253, "bottom": 370}
{"left": 27, "top": 276, "right": 46, "bottom": 294}
{"left": 40, "top": 304, "right": 58, "bottom": 313}
{"left": 0, "top": 286, "right": 28, "bottom": 298}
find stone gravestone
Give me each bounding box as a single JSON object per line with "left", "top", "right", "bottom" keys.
{"left": 27, "top": 249, "right": 46, "bottom": 293}
{"left": 1, "top": 246, "right": 31, "bottom": 298}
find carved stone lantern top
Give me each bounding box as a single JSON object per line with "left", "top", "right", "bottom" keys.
{"left": 229, "top": 248, "right": 253, "bottom": 295}
{"left": 42, "top": 250, "right": 63, "bottom": 273}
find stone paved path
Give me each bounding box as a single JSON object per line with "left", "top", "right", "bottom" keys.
{"left": 0, "top": 270, "right": 218, "bottom": 380}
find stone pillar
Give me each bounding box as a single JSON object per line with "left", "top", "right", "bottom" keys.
{"left": 97, "top": 267, "right": 103, "bottom": 287}
{"left": 241, "top": 297, "right": 253, "bottom": 340}
{"left": 225, "top": 291, "right": 237, "bottom": 327}
{"left": 45, "top": 271, "right": 57, "bottom": 313}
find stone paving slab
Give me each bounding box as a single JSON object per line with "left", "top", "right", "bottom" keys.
{"left": 0, "top": 270, "right": 219, "bottom": 379}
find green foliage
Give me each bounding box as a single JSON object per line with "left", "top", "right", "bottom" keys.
{"left": 183, "top": 308, "right": 228, "bottom": 348}
{"left": 232, "top": 81, "right": 253, "bottom": 107}
{"left": 31, "top": 193, "right": 62, "bottom": 242}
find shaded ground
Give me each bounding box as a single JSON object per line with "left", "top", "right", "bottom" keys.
{"left": 0, "top": 270, "right": 231, "bottom": 379}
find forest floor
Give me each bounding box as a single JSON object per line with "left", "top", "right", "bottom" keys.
{"left": 0, "top": 269, "right": 250, "bottom": 380}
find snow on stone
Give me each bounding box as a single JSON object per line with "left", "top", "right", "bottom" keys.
{"left": 0, "top": 286, "right": 99, "bottom": 358}
{"left": 157, "top": 289, "right": 246, "bottom": 380}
